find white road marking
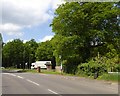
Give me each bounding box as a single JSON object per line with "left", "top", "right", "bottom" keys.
{"left": 3, "top": 73, "right": 24, "bottom": 79}
{"left": 2, "top": 73, "right": 10, "bottom": 75}
{"left": 48, "top": 89, "right": 58, "bottom": 94}
{"left": 3, "top": 73, "right": 16, "bottom": 77}
{"left": 17, "top": 76, "right": 24, "bottom": 79}
{"left": 26, "top": 79, "right": 40, "bottom": 86}
{"left": 10, "top": 74, "right": 16, "bottom": 77}
{"left": 7, "top": 73, "right": 16, "bottom": 76}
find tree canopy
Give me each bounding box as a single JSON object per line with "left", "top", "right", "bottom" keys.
{"left": 50, "top": 2, "right": 120, "bottom": 73}
{"left": 35, "top": 41, "right": 54, "bottom": 61}
{"left": 2, "top": 39, "right": 24, "bottom": 68}
{"left": 2, "top": 39, "right": 38, "bottom": 68}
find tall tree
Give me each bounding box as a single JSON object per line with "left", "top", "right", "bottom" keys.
{"left": 35, "top": 41, "right": 54, "bottom": 61}
{"left": 50, "top": 2, "right": 120, "bottom": 73}
{"left": 2, "top": 39, "right": 24, "bottom": 68}
{"left": 35, "top": 40, "right": 56, "bottom": 69}
{"left": 24, "top": 39, "right": 38, "bottom": 69}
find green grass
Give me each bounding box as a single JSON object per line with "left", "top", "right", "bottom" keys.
{"left": 23, "top": 69, "right": 61, "bottom": 74}
{"left": 98, "top": 73, "right": 119, "bottom": 82}
{"left": 21, "top": 69, "right": 37, "bottom": 73}
{"left": 24, "top": 69, "right": 76, "bottom": 76}
{"left": 41, "top": 70, "right": 62, "bottom": 75}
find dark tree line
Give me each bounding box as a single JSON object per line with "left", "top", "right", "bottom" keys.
{"left": 2, "top": 39, "right": 55, "bottom": 69}
{"left": 2, "top": 39, "right": 38, "bottom": 69}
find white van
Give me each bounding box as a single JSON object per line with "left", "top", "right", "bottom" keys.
{"left": 31, "top": 61, "right": 51, "bottom": 69}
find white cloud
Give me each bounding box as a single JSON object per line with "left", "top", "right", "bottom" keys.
{"left": 51, "top": 0, "right": 65, "bottom": 10}
{"left": 6, "top": 39, "right": 14, "bottom": 43}
{"left": 1, "top": 23, "right": 21, "bottom": 31}
{"left": 7, "top": 31, "right": 23, "bottom": 36}
{"left": 1, "top": 0, "right": 65, "bottom": 36}
{"left": 0, "top": 23, "right": 23, "bottom": 36}
{"left": 39, "top": 35, "right": 54, "bottom": 42}
{"left": 2, "top": 0, "right": 52, "bottom": 26}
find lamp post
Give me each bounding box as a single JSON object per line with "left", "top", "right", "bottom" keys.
{"left": 90, "top": 40, "right": 105, "bottom": 79}
{"left": 25, "top": 63, "right": 27, "bottom": 69}
{"left": 23, "top": 46, "right": 25, "bottom": 70}
{"left": 20, "top": 64, "right": 21, "bottom": 69}
{"left": 28, "top": 44, "right": 31, "bottom": 69}
{"left": 59, "top": 55, "right": 62, "bottom": 74}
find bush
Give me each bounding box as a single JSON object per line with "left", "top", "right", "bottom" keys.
{"left": 62, "top": 59, "right": 78, "bottom": 74}
{"left": 76, "top": 55, "right": 120, "bottom": 77}
{"left": 76, "top": 59, "right": 107, "bottom": 76}
{"left": 105, "top": 55, "right": 120, "bottom": 72}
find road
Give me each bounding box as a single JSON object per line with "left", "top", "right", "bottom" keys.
{"left": 1, "top": 71, "right": 119, "bottom": 96}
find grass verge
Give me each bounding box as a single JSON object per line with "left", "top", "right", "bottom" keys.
{"left": 97, "top": 73, "right": 119, "bottom": 82}
{"left": 22, "top": 69, "right": 60, "bottom": 74}
{"left": 24, "top": 69, "right": 75, "bottom": 76}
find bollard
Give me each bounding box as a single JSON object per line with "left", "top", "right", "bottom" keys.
{"left": 37, "top": 67, "right": 41, "bottom": 73}
{"left": 94, "top": 72, "right": 98, "bottom": 79}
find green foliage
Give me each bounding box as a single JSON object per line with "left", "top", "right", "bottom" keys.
{"left": 51, "top": 2, "right": 120, "bottom": 74}
{"left": 51, "top": 35, "right": 84, "bottom": 64}
{"left": 76, "top": 55, "right": 120, "bottom": 76}
{"left": 2, "top": 39, "right": 38, "bottom": 69}
{"left": 23, "top": 39, "right": 38, "bottom": 68}
{"left": 98, "top": 73, "right": 119, "bottom": 82}
{"left": 2, "top": 39, "right": 24, "bottom": 68}
{"left": 35, "top": 41, "right": 54, "bottom": 61}
{"left": 76, "top": 58, "right": 107, "bottom": 76}
{"left": 62, "top": 58, "right": 79, "bottom": 74}
{"left": 51, "top": 2, "right": 119, "bottom": 41}
{"left": 105, "top": 55, "right": 120, "bottom": 72}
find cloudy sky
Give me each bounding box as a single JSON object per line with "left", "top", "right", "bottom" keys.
{"left": 1, "top": 0, "right": 65, "bottom": 43}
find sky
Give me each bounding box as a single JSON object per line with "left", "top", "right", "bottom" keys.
{"left": 1, "top": 0, "right": 65, "bottom": 43}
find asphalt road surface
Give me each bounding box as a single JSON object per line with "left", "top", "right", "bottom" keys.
{"left": 1, "top": 71, "right": 119, "bottom": 96}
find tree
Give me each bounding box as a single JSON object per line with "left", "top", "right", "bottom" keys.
{"left": 35, "top": 40, "right": 56, "bottom": 69}
{"left": 2, "top": 39, "right": 39, "bottom": 69}
{"left": 2, "top": 39, "right": 24, "bottom": 68}
{"left": 35, "top": 41, "right": 53, "bottom": 61}
{"left": 23, "top": 39, "right": 38, "bottom": 69}
{"left": 35, "top": 41, "right": 56, "bottom": 69}
{"left": 50, "top": 2, "right": 120, "bottom": 73}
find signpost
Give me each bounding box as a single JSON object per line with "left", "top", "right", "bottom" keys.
{"left": 20, "top": 64, "right": 21, "bottom": 69}
{"left": 59, "top": 55, "right": 63, "bottom": 74}
{"left": 25, "top": 63, "right": 27, "bottom": 69}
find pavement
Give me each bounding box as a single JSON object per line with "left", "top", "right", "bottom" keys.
{"left": 1, "top": 71, "right": 119, "bottom": 96}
